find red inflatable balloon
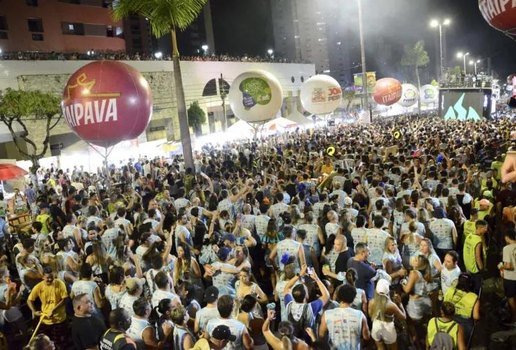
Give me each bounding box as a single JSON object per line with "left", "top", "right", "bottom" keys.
{"left": 61, "top": 61, "right": 152, "bottom": 148}
{"left": 373, "top": 78, "right": 402, "bottom": 106}
{"left": 479, "top": 0, "right": 516, "bottom": 34}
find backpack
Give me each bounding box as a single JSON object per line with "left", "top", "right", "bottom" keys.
{"left": 429, "top": 318, "right": 457, "bottom": 350}
{"left": 287, "top": 302, "right": 312, "bottom": 339}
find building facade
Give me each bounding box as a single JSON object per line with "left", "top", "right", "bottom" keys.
{"left": 0, "top": 0, "right": 125, "bottom": 53}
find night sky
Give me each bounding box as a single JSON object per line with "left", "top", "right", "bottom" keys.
{"left": 210, "top": 0, "right": 516, "bottom": 80}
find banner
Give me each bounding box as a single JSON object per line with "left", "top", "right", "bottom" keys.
{"left": 354, "top": 72, "right": 376, "bottom": 93}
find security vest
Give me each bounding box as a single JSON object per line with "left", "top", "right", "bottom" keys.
{"left": 99, "top": 329, "right": 137, "bottom": 350}
{"left": 463, "top": 234, "right": 484, "bottom": 274}
{"left": 36, "top": 213, "right": 51, "bottom": 234}
{"left": 462, "top": 220, "right": 476, "bottom": 239}
{"left": 443, "top": 287, "right": 477, "bottom": 319}
{"left": 427, "top": 317, "right": 458, "bottom": 349}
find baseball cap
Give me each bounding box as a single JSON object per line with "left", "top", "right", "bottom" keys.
{"left": 376, "top": 279, "right": 390, "bottom": 296}
{"left": 433, "top": 207, "right": 446, "bottom": 219}
{"left": 212, "top": 325, "right": 236, "bottom": 342}
{"left": 482, "top": 190, "right": 494, "bottom": 199}
{"left": 125, "top": 277, "right": 145, "bottom": 292}
{"left": 217, "top": 247, "right": 231, "bottom": 261}
{"left": 222, "top": 234, "right": 236, "bottom": 243}
{"left": 204, "top": 286, "right": 219, "bottom": 303}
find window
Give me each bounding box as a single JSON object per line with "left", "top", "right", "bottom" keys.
{"left": 32, "top": 33, "right": 44, "bottom": 41}
{"left": 0, "top": 32, "right": 7, "bottom": 39}
{"left": 26, "top": 0, "right": 38, "bottom": 6}
{"left": 27, "top": 18, "right": 43, "bottom": 32}
{"left": 0, "top": 16, "right": 7, "bottom": 31}
{"left": 62, "top": 22, "right": 84, "bottom": 35}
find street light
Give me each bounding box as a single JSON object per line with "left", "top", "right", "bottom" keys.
{"left": 154, "top": 51, "right": 163, "bottom": 60}
{"left": 201, "top": 44, "right": 209, "bottom": 56}
{"left": 457, "top": 52, "right": 470, "bottom": 74}
{"left": 469, "top": 59, "right": 481, "bottom": 75}
{"left": 430, "top": 18, "right": 451, "bottom": 81}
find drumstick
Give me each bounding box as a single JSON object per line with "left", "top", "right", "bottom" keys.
{"left": 29, "top": 315, "right": 45, "bottom": 343}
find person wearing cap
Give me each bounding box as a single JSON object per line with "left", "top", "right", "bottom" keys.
{"left": 206, "top": 295, "right": 253, "bottom": 350}
{"left": 429, "top": 207, "right": 457, "bottom": 261}
{"left": 320, "top": 284, "right": 370, "bottom": 349}
{"left": 368, "top": 279, "right": 406, "bottom": 349}
{"left": 36, "top": 203, "right": 51, "bottom": 234}
{"left": 99, "top": 308, "right": 137, "bottom": 350}
{"left": 463, "top": 220, "right": 488, "bottom": 293}
{"left": 207, "top": 247, "right": 239, "bottom": 297}
{"left": 475, "top": 198, "right": 493, "bottom": 221}
{"left": 194, "top": 286, "right": 220, "bottom": 335}
{"left": 192, "top": 324, "right": 236, "bottom": 350}
{"left": 118, "top": 277, "right": 145, "bottom": 317}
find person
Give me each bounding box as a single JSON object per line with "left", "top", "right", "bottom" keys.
{"left": 426, "top": 301, "right": 466, "bottom": 350}
{"left": 118, "top": 277, "right": 145, "bottom": 317}
{"left": 235, "top": 267, "right": 267, "bottom": 317}
{"left": 236, "top": 295, "right": 268, "bottom": 350}
{"left": 26, "top": 334, "right": 55, "bottom": 350}
{"left": 191, "top": 324, "right": 237, "bottom": 350}
{"left": 368, "top": 279, "right": 406, "bottom": 350}
{"left": 321, "top": 234, "right": 354, "bottom": 284}
{"left": 441, "top": 250, "right": 461, "bottom": 295}
{"left": 126, "top": 297, "right": 162, "bottom": 349}
{"left": 499, "top": 228, "right": 516, "bottom": 323}
{"left": 270, "top": 225, "right": 306, "bottom": 273}
{"left": 205, "top": 294, "right": 254, "bottom": 350}
{"left": 429, "top": 207, "right": 458, "bottom": 261}
{"left": 99, "top": 308, "right": 137, "bottom": 350}
{"left": 194, "top": 286, "right": 220, "bottom": 335}
{"left": 71, "top": 293, "right": 107, "bottom": 350}
{"left": 27, "top": 267, "right": 68, "bottom": 349}
{"left": 366, "top": 216, "right": 391, "bottom": 267}
{"left": 382, "top": 236, "right": 407, "bottom": 285}
{"left": 401, "top": 221, "right": 424, "bottom": 269}
{"left": 283, "top": 264, "right": 330, "bottom": 339}
{"left": 170, "top": 305, "right": 196, "bottom": 350}
{"left": 262, "top": 309, "right": 310, "bottom": 350}
{"left": 347, "top": 243, "right": 376, "bottom": 300}
{"left": 463, "top": 220, "right": 488, "bottom": 293}
{"left": 401, "top": 255, "right": 433, "bottom": 347}
{"left": 319, "top": 284, "right": 370, "bottom": 349}
{"left": 443, "top": 273, "right": 480, "bottom": 342}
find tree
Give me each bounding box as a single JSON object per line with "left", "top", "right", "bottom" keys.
{"left": 342, "top": 90, "right": 356, "bottom": 112}
{"left": 401, "top": 40, "right": 430, "bottom": 112}
{"left": 0, "top": 89, "right": 62, "bottom": 176}
{"left": 187, "top": 101, "right": 206, "bottom": 136}
{"left": 112, "top": 0, "right": 207, "bottom": 170}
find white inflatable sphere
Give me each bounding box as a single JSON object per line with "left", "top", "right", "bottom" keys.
{"left": 299, "top": 74, "right": 342, "bottom": 115}
{"left": 398, "top": 84, "right": 419, "bottom": 107}
{"left": 420, "top": 84, "right": 439, "bottom": 104}
{"left": 228, "top": 70, "right": 283, "bottom": 123}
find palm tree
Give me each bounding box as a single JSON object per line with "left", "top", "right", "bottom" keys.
{"left": 112, "top": 0, "right": 207, "bottom": 169}
{"left": 401, "top": 40, "right": 430, "bottom": 112}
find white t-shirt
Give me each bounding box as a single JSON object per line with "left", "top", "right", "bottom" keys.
{"left": 441, "top": 265, "right": 461, "bottom": 294}
{"left": 503, "top": 243, "right": 516, "bottom": 281}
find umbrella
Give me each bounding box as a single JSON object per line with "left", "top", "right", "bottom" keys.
{"left": 0, "top": 164, "right": 28, "bottom": 181}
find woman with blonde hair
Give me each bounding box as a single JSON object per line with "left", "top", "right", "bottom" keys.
{"left": 401, "top": 254, "right": 433, "bottom": 347}
{"left": 400, "top": 221, "right": 424, "bottom": 269}
{"left": 368, "top": 279, "right": 406, "bottom": 350}
{"left": 382, "top": 237, "right": 407, "bottom": 285}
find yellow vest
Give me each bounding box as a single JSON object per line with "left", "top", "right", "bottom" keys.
{"left": 463, "top": 220, "right": 476, "bottom": 239}
{"left": 463, "top": 234, "right": 484, "bottom": 274}
{"left": 427, "top": 317, "right": 458, "bottom": 348}
{"left": 444, "top": 287, "right": 477, "bottom": 319}
{"left": 36, "top": 213, "right": 51, "bottom": 234}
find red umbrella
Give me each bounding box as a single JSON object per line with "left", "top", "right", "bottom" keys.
{"left": 0, "top": 164, "right": 28, "bottom": 181}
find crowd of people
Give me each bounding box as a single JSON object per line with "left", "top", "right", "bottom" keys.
{"left": 0, "top": 114, "right": 514, "bottom": 350}
{"left": 0, "top": 51, "right": 300, "bottom": 64}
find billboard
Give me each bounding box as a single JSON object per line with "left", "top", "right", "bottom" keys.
{"left": 439, "top": 88, "right": 492, "bottom": 121}
{"left": 354, "top": 72, "right": 376, "bottom": 93}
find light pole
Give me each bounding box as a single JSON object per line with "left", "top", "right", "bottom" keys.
{"left": 456, "top": 52, "right": 470, "bottom": 74}
{"left": 469, "top": 59, "right": 481, "bottom": 75}
{"left": 267, "top": 48, "right": 274, "bottom": 59}
{"left": 201, "top": 44, "right": 209, "bottom": 56}
{"left": 430, "top": 18, "right": 451, "bottom": 81}
{"left": 357, "top": 0, "right": 369, "bottom": 120}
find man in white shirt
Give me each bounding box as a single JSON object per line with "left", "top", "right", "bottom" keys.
{"left": 441, "top": 250, "right": 461, "bottom": 295}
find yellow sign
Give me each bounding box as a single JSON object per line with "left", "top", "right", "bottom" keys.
{"left": 327, "top": 146, "right": 336, "bottom": 156}
{"left": 393, "top": 130, "right": 402, "bottom": 139}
